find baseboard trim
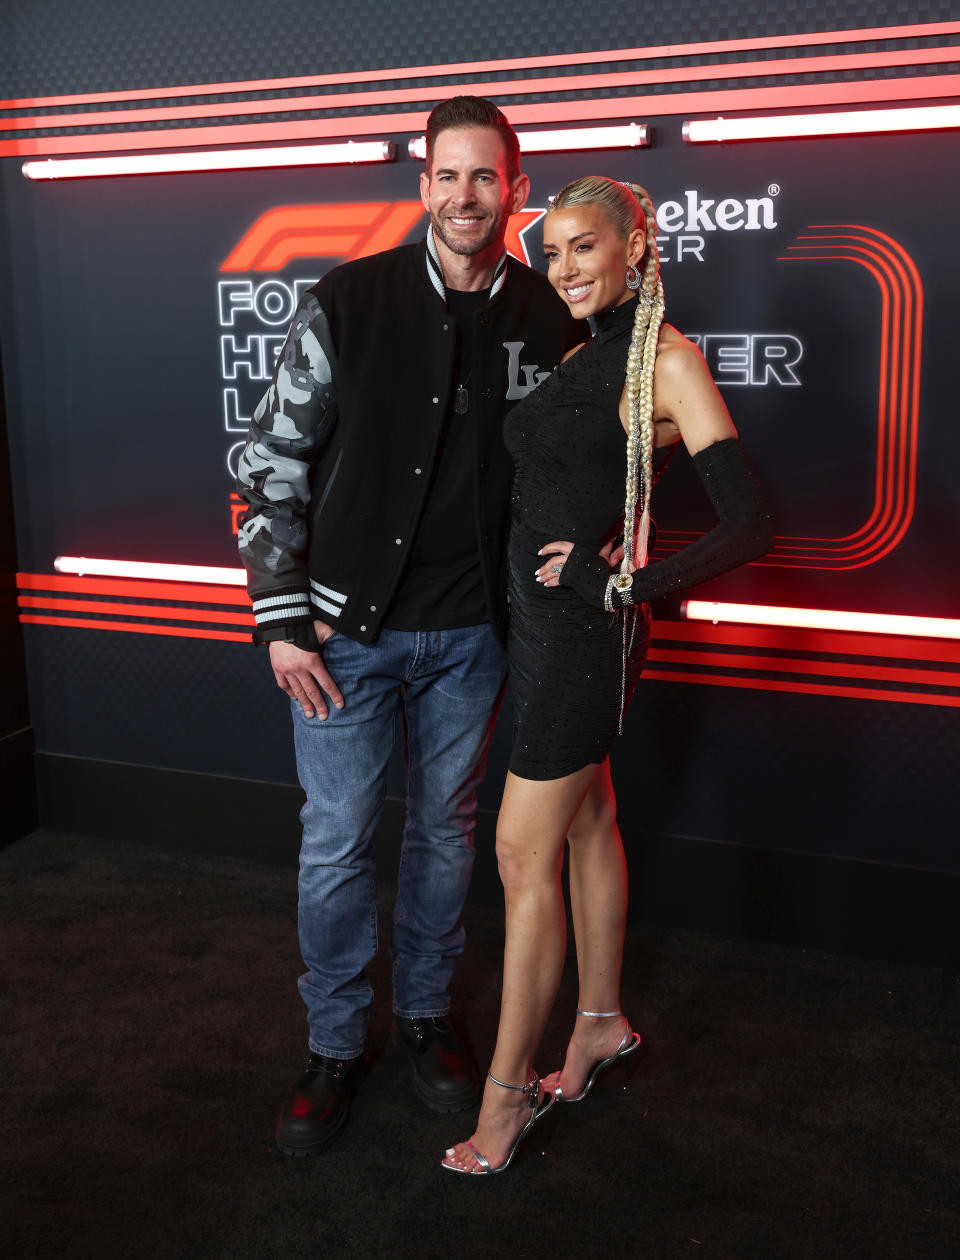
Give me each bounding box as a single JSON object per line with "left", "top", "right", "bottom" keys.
{"left": 31, "top": 753, "right": 957, "bottom": 965}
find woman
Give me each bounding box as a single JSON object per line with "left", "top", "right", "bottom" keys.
{"left": 442, "top": 177, "right": 771, "bottom": 1174}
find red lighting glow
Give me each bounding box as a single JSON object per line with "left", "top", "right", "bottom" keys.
{"left": 407, "top": 122, "right": 649, "bottom": 160}
{"left": 54, "top": 556, "right": 247, "bottom": 585}
{"left": 21, "top": 140, "right": 396, "bottom": 180}
{"left": 682, "top": 601, "right": 960, "bottom": 641}
{"left": 682, "top": 104, "right": 960, "bottom": 143}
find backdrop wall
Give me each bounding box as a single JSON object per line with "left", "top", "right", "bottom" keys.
{"left": 2, "top": 2, "right": 958, "bottom": 957}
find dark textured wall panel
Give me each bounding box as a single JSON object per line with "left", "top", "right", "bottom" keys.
{"left": 3, "top": 1, "right": 959, "bottom": 97}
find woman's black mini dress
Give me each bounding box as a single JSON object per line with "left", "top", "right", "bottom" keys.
{"left": 504, "top": 295, "right": 654, "bottom": 781}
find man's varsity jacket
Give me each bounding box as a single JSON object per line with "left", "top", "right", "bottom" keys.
{"left": 236, "top": 235, "right": 585, "bottom": 646}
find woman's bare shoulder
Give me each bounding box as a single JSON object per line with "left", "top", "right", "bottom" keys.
{"left": 656, "top": 323, "right": 704, "bottom": 364}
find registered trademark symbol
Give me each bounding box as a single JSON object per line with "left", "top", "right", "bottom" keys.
{"left": 768, "top": 183, "right": 781, "bottom": 196}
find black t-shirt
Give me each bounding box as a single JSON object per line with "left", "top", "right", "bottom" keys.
{"left": 382, "top": 287, "right": 489, "bottom": 631}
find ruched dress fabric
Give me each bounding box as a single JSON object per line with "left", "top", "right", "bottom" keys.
{"left": 505, "top": 295, "right": 654, "bottom": 781}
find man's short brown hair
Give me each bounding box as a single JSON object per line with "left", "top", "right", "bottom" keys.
{"left": 425, "top": 96, "right": 521, "bottom": 182}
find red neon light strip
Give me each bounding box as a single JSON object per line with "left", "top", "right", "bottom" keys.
{"left": 683, "top": 601, "right": 960, "bottom": 640}
{"left": 12, "top": 46, "right": 958, "bottom": 133}
{"left": 640, "top": 669, "right": 960, "bottom": 709}
{"left": 5, "top": 22, "right": 959, "bottom": 110}
{"left": 19, "top": 614, "right": 250, "bottom": 643}
{"left": 18, "top": 596, "right": 254, "bottom": 626}
{"left": 6, "top": 74, "right": 960, "bottom": 159}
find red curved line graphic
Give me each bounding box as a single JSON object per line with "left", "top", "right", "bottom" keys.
{"left": 818, "top": 225, "right": 924, "bottom": 564}
{"left": 785, "top": 243, "right": 896, "bottom": 546}
{"left": 768, "top": 227, "right": 921, "bottom": 567}
{"left": 795, "top": 243, "right": 905, "bottom": 554}
{"left": 801, "top": 231, "right": 917, "bottom": 555}
{"left": 775, "top": 243, "right": 899, "bottom": 557}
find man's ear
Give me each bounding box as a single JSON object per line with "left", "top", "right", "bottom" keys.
{"left": 510, "top": 172, "right": 531, "bottom": 215}
{"left": 419, "top": 169, "right": 431, "bottom": 212}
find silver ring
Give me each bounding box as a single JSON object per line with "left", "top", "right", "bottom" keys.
{"left": 551, "top": 563, "right": 563, "bottom": 576}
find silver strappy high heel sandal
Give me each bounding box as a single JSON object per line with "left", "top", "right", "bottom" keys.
{"left": 553, "top": 1009, "right": 642, "bottom": 1103}
{"left": 441, "top": 1071, "right": 555, "bottom": 1174}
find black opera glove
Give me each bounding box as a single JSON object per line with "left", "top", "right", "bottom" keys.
{"left": 559, "top": 438, "right": 772, "bottom": 610}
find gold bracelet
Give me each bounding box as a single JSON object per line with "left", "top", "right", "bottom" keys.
{"left": 605, "top": 573, "right": 635, "bottom": 611}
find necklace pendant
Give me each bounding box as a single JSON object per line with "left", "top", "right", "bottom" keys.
{"left": 454, "top": 385, "right": 469, "bottom": 415}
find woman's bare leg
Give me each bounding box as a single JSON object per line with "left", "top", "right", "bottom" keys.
{"left": 546, "top": 759, "right": 633, "bottom": 1097}
{"left": 442, "top": 763, "right": 598, "bottom": 1172}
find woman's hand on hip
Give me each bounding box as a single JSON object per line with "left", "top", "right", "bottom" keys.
{"left": 536, "top": 541, "right": 574, "bottom": 587}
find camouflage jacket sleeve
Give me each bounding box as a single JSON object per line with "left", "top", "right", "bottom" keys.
{"left": 235, "top": 292, "right": 337, "bottom": 633}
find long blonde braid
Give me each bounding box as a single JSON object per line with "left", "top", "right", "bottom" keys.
{"left": 621, "top": 182, "right": 664, "bottom": 578}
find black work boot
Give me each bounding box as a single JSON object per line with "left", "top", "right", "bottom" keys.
{"left": 392, "top": 1015, "right": 480, "bottom": 1113}
{"left": 274, "top": 1051, "right": 367, "bottom": 1156}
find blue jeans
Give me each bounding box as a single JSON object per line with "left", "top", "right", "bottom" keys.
{"left": 291, "top": 624, "right": 508, "bottom": 1059}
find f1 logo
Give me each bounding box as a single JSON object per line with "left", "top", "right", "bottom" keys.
{"left": 220, "top": 203, "right": 546, "bottom": 270}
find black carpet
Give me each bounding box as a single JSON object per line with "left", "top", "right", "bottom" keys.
{"left": 2, "top": 831, "right": 958, "bottom": 1259}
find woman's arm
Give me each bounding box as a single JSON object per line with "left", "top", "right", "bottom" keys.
{"left": 541, "top": 333, "right": 772, "bottom": 606}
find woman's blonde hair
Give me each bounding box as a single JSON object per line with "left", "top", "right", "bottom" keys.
{"left": 548, "top": 176, "right": 664, "bottom": 574}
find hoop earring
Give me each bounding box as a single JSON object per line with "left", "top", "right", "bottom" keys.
{"left": 625, "top": 264, "right": 641, "bottom": 290}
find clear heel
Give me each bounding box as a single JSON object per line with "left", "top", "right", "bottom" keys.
{"left": 553, "top": 1010, "right": 642, "bottom": 1104}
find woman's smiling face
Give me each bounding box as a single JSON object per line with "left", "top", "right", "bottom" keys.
{"left": 543, "top": 202, "right": 644, "bottom": 319}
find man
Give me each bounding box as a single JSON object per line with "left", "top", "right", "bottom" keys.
{"left": 236, "top": 96, "right": 585, "bottom": 1156}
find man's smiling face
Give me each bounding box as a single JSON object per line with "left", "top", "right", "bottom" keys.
{"left": 420, "top": 125, "right": 521, "bottom": 258}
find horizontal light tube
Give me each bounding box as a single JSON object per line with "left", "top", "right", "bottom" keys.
{"left": 55, "top": 556, "right": 247, "bottom": 585}
{"left": 407, "top": 122, "right": 648, "bottom": 160}
{"left": 682, "top": 103, "right": 960, "bottom": 143}
{"left": 22, "top": 139, "right": 396, "bottom": 180}
{"left": 682, "top": 600, "right": 960, "bottom": 641}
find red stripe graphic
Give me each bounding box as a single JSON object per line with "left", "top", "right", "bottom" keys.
{"left": 640, "top": 670, "right": 960, "bottom": 708}
{"left": 648, "top": 647, "right": 960, "bottom": 689}
{"left": 19, "top": 615, "right": 250, "bottom": 643}
{"left": 4, "top": 74, "right": 960, "bottom": 158}
{"left": 4, "top": 22, "right": 958, "bottom": 111}
{"left": 17, "top": 575, "right": 960, "bottom": 707}
{"left": 18, "top": 595, "right": 254, "bottom": 627}
{"left": 8, "top": 45, "right": 959, "bottom": 133}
